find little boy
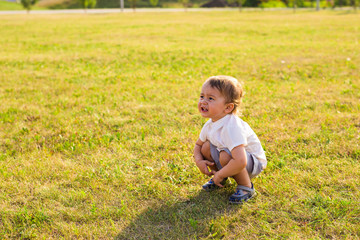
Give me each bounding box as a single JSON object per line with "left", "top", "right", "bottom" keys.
{"left": 193, "top": 76, "right": 267, "bottom": 204}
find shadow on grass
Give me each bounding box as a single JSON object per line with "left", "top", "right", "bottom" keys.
{"left": 115, "top": 187, "right": 243, "bottom": 239}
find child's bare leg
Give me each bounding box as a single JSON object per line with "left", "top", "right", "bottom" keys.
{"left": 200, "top": 141, "right": 221, "bottom": 191}
{"left": 200, "top": 141, "right": 217, "bottom": 171}
{"left": 219, "top": 150, "right": 231, "bottom": 168}
{"left": 219, "top": 151, "right": 251, "bottom": 188}
{"left": 232, "top": 169, "right": 251, "bottom": 188}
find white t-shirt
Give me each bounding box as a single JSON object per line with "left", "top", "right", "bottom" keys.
{"left": 199, "top": 114, "right": 267, "bottom": 168}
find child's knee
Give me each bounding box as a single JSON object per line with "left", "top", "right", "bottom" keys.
{"left": 201, "top": 141, "right": 212, "bottom": 161}
{"left": 219, "top": 151, "right": 231, "bottom": 167}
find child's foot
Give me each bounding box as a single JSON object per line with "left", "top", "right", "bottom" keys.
{"left": 202, "top": 178, "right": 227, "bottom": 191}
{"left": 229, "top": 183, "right": 256, "bottom": 204}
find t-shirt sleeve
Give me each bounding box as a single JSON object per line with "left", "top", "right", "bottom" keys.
{"left": 199, "top": 121, "right": 210, "bottom": 142}
{"left": 222, "top": 124, "right": 247, "bottom": 151}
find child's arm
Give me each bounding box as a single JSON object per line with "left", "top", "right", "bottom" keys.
{"left": 212, "top": 145, "right": 247, "bottom": 186}
{"left": 193, "top": 139, "right": 214, "bottom": 176}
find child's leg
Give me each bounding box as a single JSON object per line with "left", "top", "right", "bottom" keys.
{"left": 200, "top": 141, "right": 217, "bottom": 171}
{"left": 219, "top": 151, "right": 252, "bottom": 188}
{"left": 200, "top": 141, "right": 225, "bottom": 191}
{"left": 219, "top": 151, "right": 256, "bottom": 203}
{"left": 232, "top": 169, "right": 252, "bottom": 189}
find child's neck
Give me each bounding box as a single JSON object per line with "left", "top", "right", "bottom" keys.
{"left": 211, "top": 113, "right": 231, "bottom": 122}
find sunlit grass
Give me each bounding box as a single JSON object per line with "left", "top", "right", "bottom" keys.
{"left": 0, "top": 11, "right": 359, "bottom": 239}
{"left": 0, "top": 0, "right": 46, "bottom": 10}
{"left": 0, "top": 0, "right": 24, "bottom": 10}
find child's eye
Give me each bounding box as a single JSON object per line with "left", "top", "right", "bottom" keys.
{"left": 209, "top": 97, "right": 214, "bottom": 101}
{"left": 200, "top": 96, "right": 204, "bottom": 99}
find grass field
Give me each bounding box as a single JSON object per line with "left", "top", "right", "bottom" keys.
{"left": 0, "top": 11, "right": 359, "bottom": 239}
{"left": 0, "top": 0, "right": 46, "bottom": 10}
{"left": 0, "top": 0, "right": 25, "bottom": 10}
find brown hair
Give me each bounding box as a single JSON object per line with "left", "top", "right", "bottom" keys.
{"left": 205, "top": 76, "right": 244, "bottom": 114}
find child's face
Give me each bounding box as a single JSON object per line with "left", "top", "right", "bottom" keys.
{"left": 198, "top": 82, "right": 231, "bottom": 122}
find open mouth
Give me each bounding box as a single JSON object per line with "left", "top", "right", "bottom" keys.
{"left": 201, "top": 107, "right": 208, "bottom": 112}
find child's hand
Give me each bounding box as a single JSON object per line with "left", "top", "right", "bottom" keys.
{"left": 196, "top": 160, "right": 214, "bottom": 177}
{"left": 212, "top": 170, "right": 224, "bottom": 187}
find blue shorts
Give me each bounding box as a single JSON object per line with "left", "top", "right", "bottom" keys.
{"left": 210, "top": 143, "right": 263, "bottom": 179}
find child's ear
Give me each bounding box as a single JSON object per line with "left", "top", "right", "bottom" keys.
{"left": 225, "top": 103, "right": 234, "bottom": 113}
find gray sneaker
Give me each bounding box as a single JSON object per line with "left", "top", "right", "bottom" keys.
{"left": 229, "top": 183, "right": 256, "bottom": 204}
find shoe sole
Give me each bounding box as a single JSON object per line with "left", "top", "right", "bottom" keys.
{"left": 229, "top": 192, "right": 256, "bottom": 204}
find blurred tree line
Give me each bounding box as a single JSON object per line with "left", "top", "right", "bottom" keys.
{"left": 94, "top": 0, "right": 357, "bottom": 7}
{"left": 39, "top": 0, "right": 358, "bottom": 9}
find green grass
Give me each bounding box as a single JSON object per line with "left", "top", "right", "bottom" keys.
{"left": 0, "top": 0, "right": 46, "bottom": 10}
{"left": 0, "top": 11, "right": 359, "bottom": 239}
{"left": 0, "top": 0, "right": 24, "bottom": 10}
